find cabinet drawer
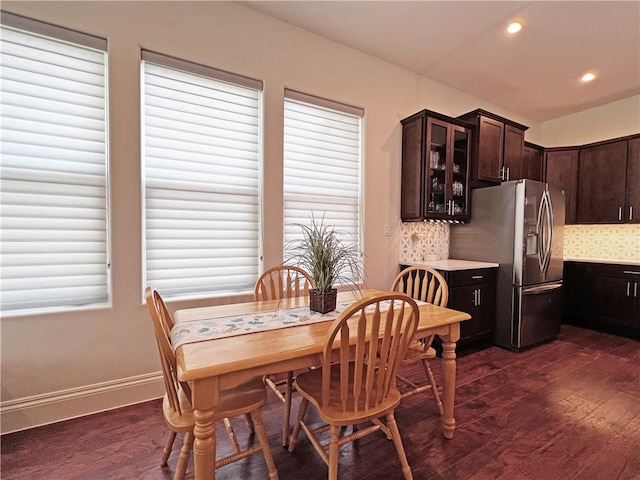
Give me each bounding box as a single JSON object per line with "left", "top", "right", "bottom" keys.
{"left": 594, "top": 263, "right": 640, "bottom": 278}
{"left": 444, "top": 268, "right": 497, "bottom": 287}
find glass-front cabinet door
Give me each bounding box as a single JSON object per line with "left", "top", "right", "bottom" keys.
{"left": 400, "top": 109, "right": 472, "bottom": 222}
{"left": 424, "top": 117, "right": 470, "bottom": 222}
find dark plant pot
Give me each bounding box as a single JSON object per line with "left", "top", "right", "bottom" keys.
{"left": 309, "top": 288, "right": 337, "bottom": 314}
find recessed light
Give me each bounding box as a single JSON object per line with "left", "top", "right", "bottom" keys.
{"left": 507, "top": 22, "right": 522, "bottom": 34}
{"left": 581, "top": 72, "right": 596, "bottom": 82}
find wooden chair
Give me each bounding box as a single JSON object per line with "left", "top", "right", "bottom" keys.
{"left": 145, "top": 287, "right": 279, "bottom": 480}
{"left": 254, "top": 265, "right": 314, "bottom": 301}
{"left": 390, "top": 266, "right": 449, "bottom": 415}
{"left": 254, "top": 265, "right": 315, "bottom": 446}
{"left": 288, "top": 292, "right": 419, "bottom": 480}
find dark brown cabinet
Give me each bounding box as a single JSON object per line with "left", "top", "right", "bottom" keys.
{"left": 503, "top": 124, "right": 525, "bottom": 181}
{"left": 458, "top": 109, "right": 528, "bottom": 186}
{"left": 401, "top": 110, "right": 471, "bottom": 222}
{"left": 628, "top": 137, "right": 640, "bottom": 224}
{"left": 448, "top": 268, "right": 497, "bottom": 344}
{"left": 399, "top": 265, "right": 497, "bottom": 346}
{"left": 577, "top": 139, "right": 630, "bottom": 223}
{"left": 445, "top": 268, "right": 497, "bottom": 345}
{"left": 564, "top": 261, "right": 639, "bottom": 339}
{"left": 563, "top": 261, "right": 595, "bottom": 327}
{"left": 545, "top": 148, "right": 579, "bottom": 224}
{"left": 523, "top": 142, "right": 544, "bottom": 181}
{"left": 548, "top": 134, "right": 639, "bottom": 225}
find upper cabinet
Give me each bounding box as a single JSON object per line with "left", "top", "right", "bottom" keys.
{"left": 401, "top": 110, "right": 471, "bottom": 222}
{"left": 628, "top": 137, "right": 640, "bottom": 223}
{"left": 503, "top": 124, "right": 526, "bottom": 181}
{"left": 523, "top": 142, "right": 544, "bottom": 182}
{"left": 577, "top": 136, "right": 640, "bottom": 224}
{"left": 457, "top": 109, "right": 528, "bottom": 186}
{"left": 545, "top": 148, "right": 579, "bottom": 224}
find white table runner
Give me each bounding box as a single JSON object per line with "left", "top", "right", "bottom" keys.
{"left": 171, "top": 298, "right": 422, "bottom": 350}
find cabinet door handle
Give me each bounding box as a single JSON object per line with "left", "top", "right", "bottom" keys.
{"left": 622, "top": 271, "right": 640, "bottom": 275}
{"left": 630, "top": 206, "right": 634, "bottom": 221}
{"left": 506, "top": 167, "right": 510, "bottom": 181}
{"left": 619, "top": 206, "right": 623, "bottom": 221}
{"left": 627, "top": 281, "right": 632, "bottom": 297}
{"left": 472, "top": 288, "right": 481, "bottom": 306}
{"left": 471, "top": 275, "right": 484, "bottom": 280}
{"left": 635, "top": 282, "right": 638, "bottom": 298}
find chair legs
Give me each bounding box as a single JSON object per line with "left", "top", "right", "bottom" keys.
{"left": 287, "top": 397, "right": 308, "bottom": 454}
{"left": 164, "top": 414, "right": 279, "bottom": 480}
{"left": 386, "top": 412, "right": 413, "bottom": 480}
{"left": 421, "top": 359, "right": 443, "bottom": 416}
{"left": 398, "top": 358, "right": 443, "bottom": 416}
{"left": 161, "top": 431, "right": 177, "bottom": 466}
{"left": 248, "top": 410, "right": 280, "bottom": 480}
{"left": 328, "top": 425, "right": 339, "bottom": 480}
{"left": 289, "top": 398, "right": 413, "bottom": 480}
{"left": 265, "top": 371, "right": 295, "bottom": 446}
{"left": 283, "top": 371, "right": 294, "bottom": 445}
{"left": 174, "top": 431, "right": 193, "bottom": 480}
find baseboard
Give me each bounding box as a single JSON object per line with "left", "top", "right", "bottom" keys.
{"left": 0, "top": 372, "right": 165, "bottom": 435}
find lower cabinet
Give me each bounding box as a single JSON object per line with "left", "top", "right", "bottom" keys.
{"left": 564, "top": 261, "right": 640, "bottom": 339}
{"left": 399, "top": 265, "right": 497, "bottom": 347}
{"left": 444, "top": 268, "right": 497, "bottom": 345}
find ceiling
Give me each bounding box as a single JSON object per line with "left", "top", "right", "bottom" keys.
{"left": 243, "top": 1, "right": 640, "bottom": 123}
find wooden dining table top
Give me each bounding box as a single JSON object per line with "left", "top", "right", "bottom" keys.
{"left": 174, "top": 289, "right": 471, "bottom": 385}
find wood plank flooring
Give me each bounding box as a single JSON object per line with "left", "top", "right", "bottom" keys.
{"left": 2, "top": 325, "right": 639, "bottom": 480}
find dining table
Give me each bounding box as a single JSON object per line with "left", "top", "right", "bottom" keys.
{"left": 173, "top": 288, "right": 471, "bottom": 480}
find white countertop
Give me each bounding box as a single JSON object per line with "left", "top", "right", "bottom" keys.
{"left": 402, "top": 259, "right": 499, "bottom": 271}
{"left": 564, "top": 258, "right": 640, "bottom": 267}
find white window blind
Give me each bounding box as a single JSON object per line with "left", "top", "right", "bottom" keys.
{"left": 283, "top": 90, "right": 363, "bottom": 277}
{"left": 0, "top": 16, "right": 109, "bottom": 314}
{"left": 142, "top": 52, "right": 262, "bottom": 297}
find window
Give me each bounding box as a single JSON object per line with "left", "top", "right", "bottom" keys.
{"left": 0, "top": 14, "right": 109, "bottom": 314}
{"left": 283, "top": 89, "right": 363, "bottom": 280}
{"left": 142, "top": 51, "right": 262, "bottom": 298}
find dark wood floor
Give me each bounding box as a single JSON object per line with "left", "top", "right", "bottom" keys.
{"left": 2, "top": 325, "right": 639, "bottom": 480}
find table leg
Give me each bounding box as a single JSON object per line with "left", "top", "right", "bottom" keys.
{"left": 440, "top": 337, "right": 457, "bottom": 439}
{"left": 192, "top": 377, "right": 219, "bottom": 479}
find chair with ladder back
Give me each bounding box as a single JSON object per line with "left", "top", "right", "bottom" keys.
{"left": 145, "top": 287, "right": 279, "bottom": 480}
{"left": 254, "top": 265, "right": 315, "bottom": 446}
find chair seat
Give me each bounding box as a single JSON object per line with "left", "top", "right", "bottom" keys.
{"left": 163, "top": 376, "right": 267, "bottom": 432}
{"left": 400, "top": 342, "right": 436, "bottom": 365}
{"left": 295, "top": 363, "right": 402, "bottom": 426}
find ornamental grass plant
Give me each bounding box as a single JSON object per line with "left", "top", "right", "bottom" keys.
{"left": 285, "top": 213, "right": 363, "bottom": 294}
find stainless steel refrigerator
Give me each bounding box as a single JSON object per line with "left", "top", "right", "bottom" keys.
{"left": 449, "top": 179, "right": 565, "bottom": 351}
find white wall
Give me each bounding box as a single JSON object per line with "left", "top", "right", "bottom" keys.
{"left": 1, "top": 1, "right": 638, "bottom": 433}
{"left": 538, "top": 95, "right": 640, "bottom": 147}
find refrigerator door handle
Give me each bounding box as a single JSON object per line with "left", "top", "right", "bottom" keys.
{"left": 537, "top": 189, "right": 553, "bottom": 274}
{"left": 522, "top": 282, "right": 563, "bottom": 294}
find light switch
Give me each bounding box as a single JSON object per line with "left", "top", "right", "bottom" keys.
{"left": 384, "top": 225, "right": 392, "bottom": 236}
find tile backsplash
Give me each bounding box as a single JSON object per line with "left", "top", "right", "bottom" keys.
{"left": 399, "top": 222, "right": 449, "bottom": 263}
{"left": 400, "top": 222, "right": 640, "bottom": 265}
{"left": 563, "top": 224, "right": 640, "bottom": 264}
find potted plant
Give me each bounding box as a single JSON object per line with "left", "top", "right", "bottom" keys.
{"left": 285, "top": 213, "right": 364, "bottom": 313}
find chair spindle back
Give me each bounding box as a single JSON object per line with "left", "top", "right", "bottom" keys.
{"left": 321, "top": 293, "right": 419, "bottom": 412}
